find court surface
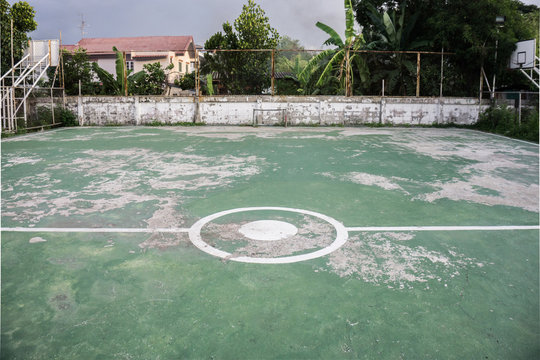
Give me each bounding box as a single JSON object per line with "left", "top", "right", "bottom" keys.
{"left": 1, "top": 126, "right": 539, "bottom": 359}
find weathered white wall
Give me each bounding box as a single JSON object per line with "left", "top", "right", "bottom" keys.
{"left": 58, "top": 96, "right": 487, "bottom": 126}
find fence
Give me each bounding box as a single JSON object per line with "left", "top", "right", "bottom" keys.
{"left": 486, "top": 91, "right": 539, "bottom": 125}
{"left": 194, "top": 49, "right": 454, "bottom": 97}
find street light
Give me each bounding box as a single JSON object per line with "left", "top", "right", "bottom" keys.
{"left": 491, "top": 16, "right": 506, "bottom": 100}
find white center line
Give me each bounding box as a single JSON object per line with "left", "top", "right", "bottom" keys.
{"left": 345, "top": 225, "right": 540, "bottom": 232}
{"left": 0, "top": 227, "right": 191, "bottom": 233}
{"left": 1, "top": 225, "right": 538, "bottom": 233}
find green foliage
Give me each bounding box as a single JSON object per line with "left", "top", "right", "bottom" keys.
{"left": 299, "top": 0, "right": 369, "bottom": 96}
{"left": 26, "top": 106, "right": 77, "bottom": 128}
{"left": 91, "top": 47, "right": 171, "bottom": 96}
{"left": 175, "top": 72, "right": 196, "bottom": 90}
{"left": 475, "top": 105, "right": 539, "bottom": 143}
{"left": 92, "top": 61, "right": 121, "bottom": 95}
{"left": 202, "top": 0, "right": 279, "bottom": 94}
{"left": 130, "top": 62, "right": 172, "bottom": 95}
{"left": 92, "top": 46, "right": 135, "bottom": 95}
{"left": 351, "top": 0, "right": 539, "bottom": 96}
{"left": 114, "top": 47, "right": 128, "bottom": 95}
{"left": 59, "top": 107, "right": 78, "bottom": 126}
{"left": 1, "top": 0, "right": 37, "bottom": 76}
{"left": 234, "top": 0, "right": 279, "bottom": 49}
{"left": 362, "top": 1, "right": 428, "bottom": 95}
{"left": 206, "top": 74, "right": 215, "bottom": 95}
{"left": 274, "top": 38, "right": 313, "bottom": 95}
{"left": 49, "top": 49, "right": 96, "bottom": 95}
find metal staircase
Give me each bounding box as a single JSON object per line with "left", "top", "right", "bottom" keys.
{"left": 1, "top": 40, "right": 58, "bottom": 133}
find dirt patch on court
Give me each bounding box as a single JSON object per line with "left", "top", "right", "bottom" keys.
{"left": 202, "top": 215, "right": 335, "bottom": 258}
{"left": 2, "top": 155, "right": 42, "bottom": 167}
{"left": 138, "top": 233, "right": 187, "bottom": 250}
{"left": 2, "top": 148, "right": 267, "bottom": 224}
{"left": 321, "top": 172, "right": 409, "bottom": 193}
{"left": 417, "top": 174, "right": 539, "bottom": 212}
{"left": 49, "top": 294, "right": 73, "bottom": 311}
{"left": 324, "top": 232, "right": 479, "bottom": 287}
{"left": 323, "top": 129, "right": 539, "bottom": 212}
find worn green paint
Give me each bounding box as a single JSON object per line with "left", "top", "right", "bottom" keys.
{"left": 1, "top": 127, "right": 538, "bottom": 359}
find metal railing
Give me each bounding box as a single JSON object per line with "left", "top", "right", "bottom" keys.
{"left": 1, "top": 53, "right": 50, "bottom": 133}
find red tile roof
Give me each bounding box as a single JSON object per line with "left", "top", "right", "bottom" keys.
{"left": 63, "top": 36, "right": 194, "bottom": 55}
{"left": 61, "top": 44, "right": 77, "bottom": 52}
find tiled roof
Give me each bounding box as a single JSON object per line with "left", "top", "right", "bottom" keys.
{"left": 63, "top": 36, "right": 194, "bottom": 54}
{"left": 61, "top": 44, "right": 77, "bottom": 52}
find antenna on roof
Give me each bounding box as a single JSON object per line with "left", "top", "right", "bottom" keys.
{"left": 79, "top": 14, "right": 89, "bottom": 38}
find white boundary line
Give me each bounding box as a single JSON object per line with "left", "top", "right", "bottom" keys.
{"left": 463, "top": 128, "right": 540, "bottom": 147}
{"left": 1, "top": 227, "right": 191, "bottom": 233}
{"left": 345, "top": 225, "right": 540, "bottom": 232}
{"left": 2, "top": 225, "right": 538, "bottom": 233}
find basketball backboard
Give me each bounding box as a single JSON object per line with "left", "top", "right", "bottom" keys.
{"left": 509, "top": 39, "right": 536, "bottom": 69}
{"left": 25, "top": 40, "right": 60, "bottom": 66}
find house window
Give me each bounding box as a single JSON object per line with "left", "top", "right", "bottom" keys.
{"left": 126, "top": 61, "right": 134, "bottom": 71}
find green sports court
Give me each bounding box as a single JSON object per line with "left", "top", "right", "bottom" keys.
{"left": 1, "top": 126, "right": 538, "bottom": 359}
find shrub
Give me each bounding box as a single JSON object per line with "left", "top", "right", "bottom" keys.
{"left": 59, "top": 107, "right": 78, "bottom": 127}
{"left": 475, "top": 105, "right": 539, "bottom": 143}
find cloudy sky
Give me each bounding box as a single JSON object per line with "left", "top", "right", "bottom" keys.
{"left": 22, "top": 0, "right": 540, "bottom": 48}
{"left": 25, "top": 0, "right": 347, "bottom": 48}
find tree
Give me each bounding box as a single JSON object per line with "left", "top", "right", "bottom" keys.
{"left": 363, "top": 1, "right": 429, "bottom": 95}
{"left": 130, "top": 62, "right": 173, "bottom": 95}
{"left": 1, "top": 0, "right": 37, "bottom": 76}
{"left": 299, "top": 0, "right": 369, "bottom": 96}
{"left": 91, "top": 47, "right": 173, "bottom": 96}
{"left": 49, "top": 48, "right": 95, "bottom": 95}
{"left": 275, "top": 36, "right": 312, "bottom": 73}
{"left": 175, "top": 72, "right": 196, "bottom": 90}
{"left": 202, "top": 0, "right": 279, "bottom": 94}
{"left": 353, "top": 0, "right": 538, "bottom": 96}
{"left": 91, "top": 47, "right": 129, "bottom": 95}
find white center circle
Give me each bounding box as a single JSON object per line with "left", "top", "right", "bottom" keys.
{"left": 239, "top": 220, "right": 298, "bottom": 241}
{"left": 188, "top": 207, "right": 349, "bottom": 264}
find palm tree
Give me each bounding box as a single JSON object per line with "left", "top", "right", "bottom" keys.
{"left": 299, "top": 0, "right": 368, "bottom": 96}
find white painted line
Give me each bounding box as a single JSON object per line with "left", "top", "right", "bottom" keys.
{"left": 345, "top": 225, "right": 540, "bottom": 232}
{"left": 2, "top": 225, "right": 538, "bottom": 234}
{"left": 1, "top": 227, "right": 191, "bottom": 233}
{"left": 188, "top": 207, "right": 349, "bottom": 264}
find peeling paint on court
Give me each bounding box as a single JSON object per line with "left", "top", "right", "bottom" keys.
{"left": 324, "top": 232, "right": 480, "bottom": 286}
{"left": 202, "top": 215, "right": 335, "bottom": 258}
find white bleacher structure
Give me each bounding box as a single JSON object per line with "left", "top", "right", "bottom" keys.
{"left": 1, "top": 40, "right": 59, "bottom": 133}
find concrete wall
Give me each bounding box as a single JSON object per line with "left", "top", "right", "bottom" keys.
{"left": 58, "top": 96, "right": 487, "bottom": 126}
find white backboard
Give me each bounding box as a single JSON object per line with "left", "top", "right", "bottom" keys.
{"left": 509, "top": 39, "right": 536, "bottom": 69}
{"left": 25, "top": 40, "right": 60, "bottom": 66}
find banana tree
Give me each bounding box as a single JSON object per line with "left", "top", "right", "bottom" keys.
{"left": 364, "top": 0, "right": 430, "bottom": 95}
{"left": 91, "top": 46, "right": 144, "bottom": 95}
{"left": 299, "top": 0, "right": 368, "bottom": 96}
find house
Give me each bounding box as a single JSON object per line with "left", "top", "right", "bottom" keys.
{"left": 62, "top": 36, "right": 197, "bottom": 83}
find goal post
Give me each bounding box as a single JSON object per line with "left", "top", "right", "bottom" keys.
{"left": 252, "top": 108, "right": 288, "bottom": 127}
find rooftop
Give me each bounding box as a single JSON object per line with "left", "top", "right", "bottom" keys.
{"left": 62, "top": 36, "right": 194, "bottom": 54}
